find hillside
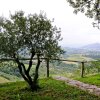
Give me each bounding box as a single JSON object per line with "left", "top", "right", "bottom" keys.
{"left": 0, "top": 47, "right": 100, "bottom": 99}
{"left": 0, "top": 61, "right": 79, "bottom": 80}
{"left": 0, "top": 78, "right": 100, "bottom": 100}
{"left": 0, "top": 43, "right": 100, "bottom": 83}
{"left": 66, "top": 54, "right": 95, "bottom": 62}
{"left": 0, "top": 76, "right": 10, "bottom": 83}
{"left": 0, "top": 54, "right": 99, "bottom": 81}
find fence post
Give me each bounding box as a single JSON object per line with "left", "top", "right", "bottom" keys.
{"left": 81, "top": 62, "right": 85, "bottom": 78}
{"left": 46, "top": 58, "right": 49, "bottom": 77}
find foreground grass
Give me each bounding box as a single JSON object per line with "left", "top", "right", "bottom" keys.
{"left": 0, "top": 78, "right": 100, "bottom": 100}
{"left": 75, "top": 74, "right": 100, "bottom": 87}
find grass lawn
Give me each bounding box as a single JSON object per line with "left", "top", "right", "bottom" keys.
{"left": 75, "top": 74, "right": 100, "bottom": 87}
{"left": 0, "top": 78, "right": 100, "bottom": 100}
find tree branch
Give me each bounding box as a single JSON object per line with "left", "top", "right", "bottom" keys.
{"left": 33, "top": 54, "right": 41, "bottom": 83}
{"left": 27, "top": 50, "right": 35, "bottom": 73}
{"left": 14, "top": 57, "right": 29, "bottom": 83}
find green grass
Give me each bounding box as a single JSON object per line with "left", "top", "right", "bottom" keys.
{"left": 67, "top": 54, "right": 95, "bottom": 62}
{"left": 75, "top": 74, "right": 100, "bottom": 87}
{"left": 0, "top": 76, "right": 10, "bottom": 83}
{"left": 0, "top": 72, "right": 21, "bottom": 81}
{"left": 0, "top": 78, "right": 100, "bottom": 100}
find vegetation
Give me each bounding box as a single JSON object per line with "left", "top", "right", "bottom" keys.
{"left": 0, "top": 1, "right": 99, "bottom": 98}
{"left": 0, "top": 61, "right": 77, "bottom": 80}
{"left": 0, "top": 61, "right": 21, "bottom": 77}
{"left": 0, "top": 76, "right": 9, "bottom": 83}
{"left": 0, "top": 71, "right": 21, "bottom": 81}
{"left": 0, "top": 55, "right": 100, "bottom": 99}
{"left": 75, "top": 74, "right": 100, "bottom": 87}
{"left": 91, "top": 61, "right": 100, "bottom": 73}
{"left": 0, "top": 58, "right": 100, "bottom": 80}
{"left": 0, "top": 11, "right": 63, "bottom": 91}
{"left": 66, "top": 0, "right": 100, "bottom": 29}
{"left": 0, "top": 78, "right": 100, "bottom": 100}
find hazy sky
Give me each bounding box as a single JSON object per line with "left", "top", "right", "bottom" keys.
{"left": 0, "top": 0, "right": 100, "bottom": 47}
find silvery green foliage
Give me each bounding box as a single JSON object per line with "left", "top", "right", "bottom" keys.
{"left": 67, "top": 0, "right": 100, "bottom": 29}
{"left": 0, "top": 11, "right": 63, "bottom": 59}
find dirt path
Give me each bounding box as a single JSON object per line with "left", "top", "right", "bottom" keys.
{"left": 53, "top": 76, "right": 100, "bottom": 96}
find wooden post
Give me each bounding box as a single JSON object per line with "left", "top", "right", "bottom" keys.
{"left": 81, "top": 62, "right": 85, "bottom": 78}
{"left": 46, "top": 58, "right": 49, "bottom": 77}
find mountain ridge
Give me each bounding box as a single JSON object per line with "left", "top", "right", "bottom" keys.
{"left": 63, "top": 43, "right": 100, "bottom": 59}
{"left": 80, "top": 43, "right": 100, "bottom": 51}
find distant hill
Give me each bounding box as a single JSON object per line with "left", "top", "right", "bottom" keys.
{"left": 81, "top": 43, "right": 100, "bottom": 51}
{"left": 63, "top": 43, "right": 100, "bottom": 59}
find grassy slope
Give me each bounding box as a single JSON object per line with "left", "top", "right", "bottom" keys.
{"left": 75, "top": 74, "right": 100, "bottom": 87}
{"left": 0, "top": 78, "right": 100, "bottom": 100}
{"left": 0, "top": 76, "right": 10, "bottom": 83}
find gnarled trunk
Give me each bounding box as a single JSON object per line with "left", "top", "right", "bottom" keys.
{"left": 30, "top": 54, "right": 41, "bottom": 91}
{"left": 14, "top": 52, "right": 41, "bottom": 91}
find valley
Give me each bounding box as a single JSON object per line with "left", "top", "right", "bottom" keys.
{"left": 0, "top": 43, "right": 100, "bottom": 82}
{"left": 0, "top": 43, "right": 100, "bottom": 99}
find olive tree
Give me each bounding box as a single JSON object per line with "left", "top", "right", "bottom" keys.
{"left": 0, "top": 11, "right": 63, "bottom": 91}
{"left": 66, "top": 0, "right": 100, "bottom": 29}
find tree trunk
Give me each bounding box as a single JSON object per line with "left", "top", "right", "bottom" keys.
{"left": 32, "top": 54, "right": 41, "bottom": 90}
{"left": 14, "top": 53, "right": 41, "bottom": 91}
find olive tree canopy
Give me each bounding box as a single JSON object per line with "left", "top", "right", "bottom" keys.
{"left": 0, "top": 11, "right": 63, "bottom": 91}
